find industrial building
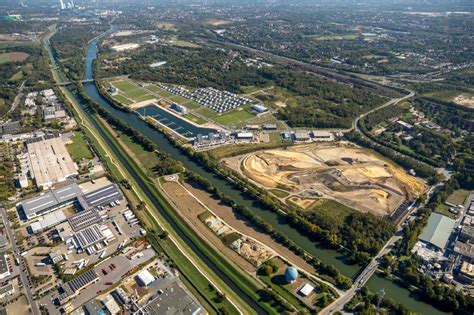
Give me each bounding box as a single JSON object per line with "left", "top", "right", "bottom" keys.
{"left": 139, "top": 282, "right": 205, "bottom": 315}
{"left": 29, "top": 210, "right": 67, "bottom": 234}
{"left": 293, "top": 131, "right": 311, "bottom": 142}
{"left": 312, "top": 130, "right": 335, "bottom": 142}
{"left": 20, "top": 183, "right": 83, "bottom": 220}
{"left": 68, "top": 208, "right": 102, "bottom": 232}
{"left": 459, "top": 225, "right": 474, "bottom": 243}
{"left": 136, "top": 269, "right": 155, "bottom": 287}
{"left": 262, "top": 124, "right": 277, "bottom": 130}
{"left": 418, "top": 213, "right": 455, "bottom": 251}
{"left": 74, "top": 225, "right": 106, "bottom": 250}
{"left": 454, "top": 241, "right": 474, "bottom": 262}
{"left": 20, "top": 182, "right": 122, "bottom": 220}
{"left": 0, "top": 283, "right": 14, "bottom": 299}
{"left": 0, "top": 255, "right": 10, "bottom": 280}
{"left": 43, "top": 104, "right": 67, "bottom": 122}
{"left": 101, "top": 295, "right": 121, "bottom": 314}
{"left": 252, "top": 104, "right": 268, "bottom": 114}
{"left": 58, "top": 269, "right": 100, "bottom": 305}
{"left": 82, "top": 184, "right": 122, "bottom": 209}
{"left": 26, "top": 134, "right": 78, "bottom": 189}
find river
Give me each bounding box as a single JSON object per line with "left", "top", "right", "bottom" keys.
{"left": 78, "top": 31, "right": 447, "bottom": 314}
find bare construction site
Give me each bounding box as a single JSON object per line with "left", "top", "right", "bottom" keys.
{"left": 223, "top": 143, "right": 426, "bottom": 216}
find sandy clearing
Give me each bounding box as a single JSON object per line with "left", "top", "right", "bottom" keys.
{"left": 162, "top": 181, "right": 256, "bottom": 273}
{"left": 225, "top": 142, "right": 426, "bottom": 216}
{"left": 182, "top": 182, "right": 318, "bottom": 275}
{"left": 453, "top": 94, "right": 474, "bottom": 109}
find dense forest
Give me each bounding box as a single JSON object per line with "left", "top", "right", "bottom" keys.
{"left": 0, "top": 43, "right": 52, "bottom": 116}
{"left": 97, "top": 45, "right": 388, "bottom": 128}
{"left": 51, "top": 22, "right": 108, "bottom": 82}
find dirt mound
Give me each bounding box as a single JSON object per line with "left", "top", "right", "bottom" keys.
{"left": 229, "top": 143, "right": 426, "bottom": 216}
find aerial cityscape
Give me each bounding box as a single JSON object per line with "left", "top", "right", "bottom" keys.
{"left": 0, "top": 0, "right": 472, "bottom": 314}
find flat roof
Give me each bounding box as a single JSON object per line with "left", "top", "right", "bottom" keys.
{"left": 68, "top": 209, "right": 102, "bottom": 232}
{"left": 0, "top": 255, "right": 8, "bottom": 275}
{"left": 419, "top": 213, "right": 455, "bottom": 250}
{"left": 83, "top": 184, "right": 122, "bottom": 208}
{"left": 0, "top": 283, "right": 13, "bottom": 295}
{"left": 142, "top": 282, "right": 204, "bottom": 315}
{"left": 299, "top": 283, "right": 314, "bottom": 297}
{"left": 454, "top": 241, "right": 474, "bottom": 259}
{"left": 30, "top": 210, "right": 67, "bottom": 233}
{"left": 74, "top": 225, "right": 105, "bottom": 249}
{"left": 136, "top": 270, "right": 154, "bottom": 286}
{"left": 21, "top": 183, "right": 82, "bottom": 218}
{"left": 27, "top": 135, "right": 78, "bottom": 188}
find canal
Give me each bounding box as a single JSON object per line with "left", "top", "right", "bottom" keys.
{"left": 78, "top": 31, "right": 447, "bottom": 314}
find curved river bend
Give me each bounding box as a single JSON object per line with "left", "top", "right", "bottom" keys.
{"left": 77, "top": 32, "right": 447, "bottom": 315}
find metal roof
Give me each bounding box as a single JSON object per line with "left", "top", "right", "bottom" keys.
{"left": 20, "top": 183, "right": 82, "bottom": 218}
{"left": 419, "top": 213, "right": 455, "bottom": 250}
{"left": 83, "top": 184, "right": 122, "bottom": 208}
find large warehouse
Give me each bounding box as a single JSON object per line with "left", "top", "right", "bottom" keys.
{"left": 26, "top": 135, "right": 78, "bottom": 189}
{"left": 20, "top": 183, "right": 83, "bottom": 220}
{"left": 419, "top": 213, "right": 456, "bottom": 251}
{"left": 19, "top": 182, "right": 123, "bottom": 220}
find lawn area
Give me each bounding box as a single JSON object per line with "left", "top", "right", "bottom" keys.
{"left": 196, "top": 106, "right": 218, "bottom": 118}
{"left": 122, "top": 88, "right": 150, "bottom": 100}
{"left": 111, "top": 80, "right": 138, "bottom": 93}
{"left": 113, "top": 94, "right": 133, "bottom": 105}
{"left": 213, "top": 109, "right": 254, "bottom": 125}
{"left": 183, "top": 113, "right": 206, "bottom": 125}
{"left": 117, "top": 131, "right": 161, "bottom": 169}
{"left": 435, "top": 203, "right": 456, "bottom": 219}
{"left": 446, "top": 189, "right": 471, "bottom": 206}
{"left": 133, "top": 93, "right": 156, "bottom": 102}
{"left": 423, "top": 89, "right": 464, "bottom": 102}
{"left": 147, "top": 85, "right": 175, "bottom": 98}
{"left": 169, "top": 94, "right": 191, "bottom": 104}
{"left": 309, "top": 34, "right": 357, "bottom": 41}
{"left": 181, "top": 100, "right": 201, "bottom": 110}
{"left": 65, "top": 132, "right": 94, "bottom": 162}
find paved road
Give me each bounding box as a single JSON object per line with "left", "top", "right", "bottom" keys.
{"left": 320, "top": 234, "right": 401, "bottom": 315}
{"left": 354, "top": 89, "right": 415, "bottom": 133}
{"left": 0, "top": 207, "right": 40, "bottom": 315}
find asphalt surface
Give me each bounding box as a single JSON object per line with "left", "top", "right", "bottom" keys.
{"left": 0, "top": 207, "right": 40, "bottom": 315}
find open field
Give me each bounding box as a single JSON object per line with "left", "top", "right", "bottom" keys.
{"left": 424, "top": 89, "right": 474, "bottom": 108}
{"left": 204, "top": 19, "right": 234, "bottom": 26}
{"left": 65, "top": 132, "right": 94, "bottom": 162}
{"left": 223, "top": 143, "right": 425, "bottom": 216}
{"left": 446, "top": 189, "right": 471, "bottom": 206}
{"left": 308, "top": 34, "right": 357, "bottom": 41}
{"left": 0, "top": 51, "right": 29, "bottom": 64}
{"left": 213, "top": 108, "right": 255, "bottom": 125}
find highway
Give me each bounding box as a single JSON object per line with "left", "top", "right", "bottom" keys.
{"left": 0, "top": 206, "right": 40, "bottom": 315}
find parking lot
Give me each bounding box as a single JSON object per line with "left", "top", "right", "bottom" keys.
{"left": 40, "top": 248, "right": 155, "bottom": 313}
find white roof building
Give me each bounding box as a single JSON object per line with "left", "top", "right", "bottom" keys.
{"left": 136, "top": 269, "right": 155, "bottom": 286}
{"left": 298, "top": 283, "right": 314, "bottom": 297}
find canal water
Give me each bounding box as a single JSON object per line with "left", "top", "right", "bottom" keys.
{"left": 135, "top": 104, "right": 216, "bottom": 138}
{"left": 78, "top": 32, "right": 447, "bottom": 314}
